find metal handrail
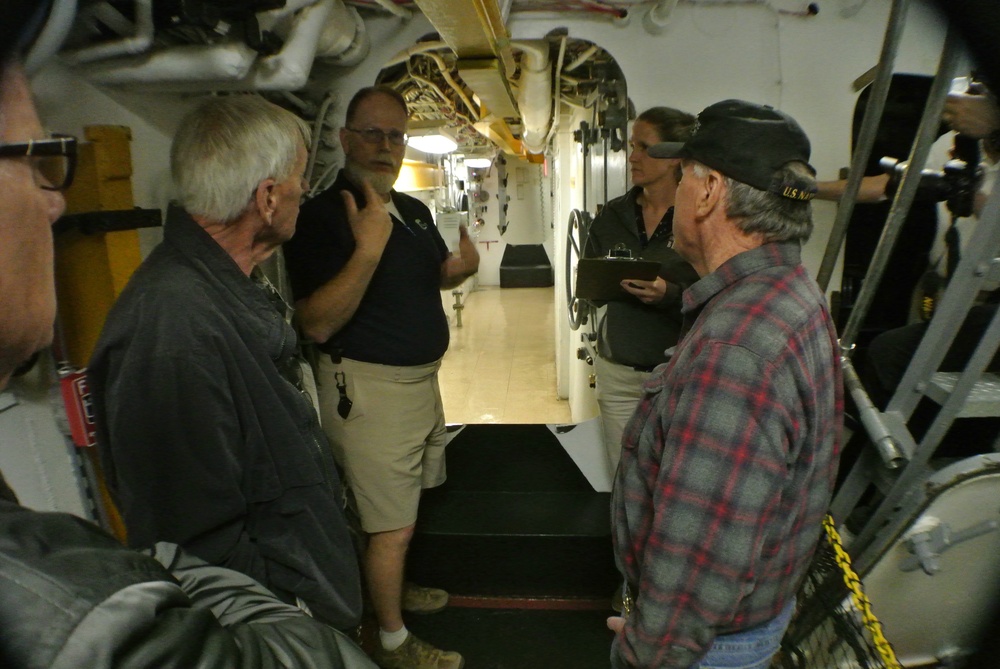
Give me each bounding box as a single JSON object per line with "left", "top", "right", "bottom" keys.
{"left": 816, "top": 0, "right": 911, "bottom": 293}
{"left": 838, "top": 24, "right": 964, "bottom": 351}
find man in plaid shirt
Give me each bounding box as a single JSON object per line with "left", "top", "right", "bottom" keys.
{"left": 608, "top": 100, "right": 843, "bottom": 669}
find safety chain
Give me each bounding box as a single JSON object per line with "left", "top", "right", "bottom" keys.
{"left": 822, "top": 515, "right": 902, "bottom": 669}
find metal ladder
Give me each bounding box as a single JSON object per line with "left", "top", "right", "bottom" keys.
{"left": 818, "top": 2, "right": 1000, "bottom": 576}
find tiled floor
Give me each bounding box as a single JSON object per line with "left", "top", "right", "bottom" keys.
{"left": 439, "top": 286, "right": 572, "bottom": 424}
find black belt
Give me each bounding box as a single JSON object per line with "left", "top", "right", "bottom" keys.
{"left": 598, "top": 353, "right": 656, "bottom": 373}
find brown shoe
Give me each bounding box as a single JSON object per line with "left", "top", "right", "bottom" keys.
{"left": 402, "top": 582, "right": 449, "bottom": 614}
{"left": 371, "top": 632, "right": 464, "bottom": 669}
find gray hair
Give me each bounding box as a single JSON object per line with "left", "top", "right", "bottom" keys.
{"left": 692, "top": 161, "right": 814, "bottom": 243}
{"left": 171, "top": 95, "right": 311, "bottom": 223}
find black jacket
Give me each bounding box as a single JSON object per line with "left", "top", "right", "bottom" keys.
{"left": 88, "top": 208, "right": 362, "bottom": 628}
{"left": 0, "top": 499, "right": 375, "bottom": 668}
{"left": 585, "top": 187, "right": 700, "bottom": 368}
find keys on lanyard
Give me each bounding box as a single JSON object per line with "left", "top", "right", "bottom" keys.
{"left": 335, "top": 371, "right": 352, "bottom": 419}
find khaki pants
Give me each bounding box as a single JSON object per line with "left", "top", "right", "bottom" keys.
{"left": 317, "top": 356, "right": 447, "bottom": 533}
{"left": 594, "top": 355, "right": 650, "bottom": 477}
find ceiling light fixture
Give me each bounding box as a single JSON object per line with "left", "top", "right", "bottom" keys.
{"left": 407, "top": 133, "right": 458, "bottom": 154}
{"left": 464, "top": 157, "right": 492, "bottom": 169}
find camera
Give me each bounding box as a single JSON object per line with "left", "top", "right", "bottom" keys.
{"left": 880, "top": 135, "right": 982, "bottom": 218}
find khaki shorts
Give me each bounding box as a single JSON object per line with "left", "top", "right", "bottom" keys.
{"left": 316, "top": 355, "right": 447, "bottom": 533}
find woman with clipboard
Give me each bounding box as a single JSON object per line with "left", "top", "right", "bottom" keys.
{"left": 583, "top": 107, "right": 701, "bottom": 477}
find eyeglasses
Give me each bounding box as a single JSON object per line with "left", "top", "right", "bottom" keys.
{"left": 0, "top": 134, "right": 78, "bottom": 191}
{"left": 346, "top": 127, "right": 408, "bottom": 147}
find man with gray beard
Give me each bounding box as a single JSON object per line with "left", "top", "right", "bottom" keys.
{"left": 284, "top": 86, "right": 478, "bottom": 669}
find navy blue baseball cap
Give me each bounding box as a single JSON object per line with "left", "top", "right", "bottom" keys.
{"left": 648, "top": 99, "right": 817, "bottom": 201}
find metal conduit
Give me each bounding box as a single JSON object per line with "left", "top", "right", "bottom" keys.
{"left": 842, "top": 356, "right": 905, "bottom": 468}
{"left": 838, "top": 26, "right": 964, "bottom": 351}
{"left": 816, "top": 0, "right": 909, "bottom": 293}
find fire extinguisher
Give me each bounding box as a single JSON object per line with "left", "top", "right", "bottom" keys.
{"left": 59, "top": 366, "right": 97, "bottom": 448}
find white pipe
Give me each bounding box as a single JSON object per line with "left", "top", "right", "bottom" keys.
{"left": 541, "top": 36, "right": 567, "bottom": 148}
{"left": 645, "top": 0, "right": 680, "bottom": 33}
{"left": 369, "top": 0, "right": 411, "bottom": 19}
{"left": 246, "top": 0, "right": 334, "bottom": 90}
{"left": 511, "top": 40, "right": 552, "bottom": 154}
{"left": 425, "top": 51, "right": 479, "bottom": 122}
{"left": 89, "top": 2, "right": 134, "bottom": 37}
{"left": 317, "top": 5, "right": 369, "bottom": 67}
{"left": 80, "top": 43, "right": 258, "bottom": 85}
{"left": 564, "top": 44, "right": 598, "bottom": 73}
{"left": 62, "top": 0, "right": 154, "bottom": 65}
{"left": 258, "top": 0, "right": 321, "bottom": 25}
{"left": 306, "top": 91, "right": 339, "bottom": 186}
{"left": 25, "top": 0, "right": 78, "bottom": 74}
{"left": 385, "top": 40, "right": 449, "bottom": 68}
{"left": 81, "top": 0, "right": 348, "bottom": 92}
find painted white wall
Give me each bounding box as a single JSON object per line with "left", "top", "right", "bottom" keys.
{"left": 508, "top": 0, "right": 952, "bottom": 277}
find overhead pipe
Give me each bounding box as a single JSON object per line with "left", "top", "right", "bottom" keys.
{"left": 386, "top": 40, "right": 449, "bottom": 67}
{"left": 423, "top": 51, "right": 480, "bottom": 121}
{"left": 511, "top": 40, "right": 552, "bottom": 154}
{"left": 80, "top": 43, "right": 258, "bottom": 85}
{"left": 62, "top": 0, "right": 154, "bottom": 65}
{"left": 386, "top": 41, "right": 479, "bottom": 120}
{"left": 369, "top": 0, "right": 412, "bottom": 19}
{"left": 79, "top": 0, "right": 356, "bottom": 91}
{"left": 316, "top": 2, "right": 370, "bottom": 66}
{"left": 564, "top": 44, "right": 598, "bottom": 72}
{"left": 25, "top": 0, "right": 78, "bottom": 74}
{"left": 645, "top": 0, "right": 680, "bottom": 34}
{"left": 541, "top": 35, "right": 568, "bottom": 148}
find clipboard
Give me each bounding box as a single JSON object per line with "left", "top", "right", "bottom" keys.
{"left": 576, "top": 257, "right": 660, "bottom": 301}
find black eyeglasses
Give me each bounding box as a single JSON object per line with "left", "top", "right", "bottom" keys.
{"left": 0, "top": 134, "right": 78, "bottom": 191}
{"left": 346, "top": 127, "right": 408, "bottom": 147}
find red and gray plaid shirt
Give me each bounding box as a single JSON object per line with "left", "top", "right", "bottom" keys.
{"left": 611, "top": 241, "right": 843, "bottom": 668}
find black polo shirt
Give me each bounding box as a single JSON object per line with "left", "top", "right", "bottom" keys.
{"left": 284, "top": 171, "right": 450, "bottom": 366}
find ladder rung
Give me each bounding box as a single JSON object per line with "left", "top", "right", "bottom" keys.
{"left": 926, "top": 372, "right": 1000, "bottom": 417}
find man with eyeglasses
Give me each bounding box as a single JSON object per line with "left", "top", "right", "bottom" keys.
{"left": 0, "top": 2, "right": 379, "bottom": 667}
{"left": 284, "top": 85, "right": 477, "bottom": 669}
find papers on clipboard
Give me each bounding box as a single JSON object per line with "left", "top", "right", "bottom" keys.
{"left": 575, "top": 257, "right": 660, "bottom": 301}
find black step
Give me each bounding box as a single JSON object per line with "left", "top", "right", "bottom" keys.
{"left": 408, "top": 424, "right": 619, "bottom": 598}
{"left": 499, "top": 244, "right": 554, "bottom": 288}
{"left": 405, "top": 606, "right": 614, "bottom": 669}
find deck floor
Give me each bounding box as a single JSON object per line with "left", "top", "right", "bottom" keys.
{"left": 439, "top": 286, "right": 572, "bottom": 425}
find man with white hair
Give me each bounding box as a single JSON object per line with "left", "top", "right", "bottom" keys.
{"left": 89, "top": 94, "right": 374, "bottom": 630}
{"left": 607, "top": 100, "right": 843, "bottom": 669}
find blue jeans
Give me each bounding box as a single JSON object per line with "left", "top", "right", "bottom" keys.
{"left": 692, "top": 599, "right": 795, "bottom": 669}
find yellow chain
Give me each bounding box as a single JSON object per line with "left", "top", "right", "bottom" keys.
{"left": 822, "top": 515, "right": 902, "bottom": 669}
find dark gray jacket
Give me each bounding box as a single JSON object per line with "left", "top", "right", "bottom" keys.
{"left": 88, "top": 207, "right": 361, "bottom": 628}
{"left": 0, "top": 499, "right": 374, "bottom": 669}
{"left": 585, "top": 187, "right": 700, "bottom": 368}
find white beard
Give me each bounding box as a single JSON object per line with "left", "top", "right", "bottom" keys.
{"left": 343, "top": 162, "right": 397, "bottom": 197}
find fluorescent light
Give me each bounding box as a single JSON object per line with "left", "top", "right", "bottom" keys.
{"left": 407, "top": 134, "right": 457, "bottom": 154}
{"left": 464, "top": 157, "right": 492, "bottom": 169}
